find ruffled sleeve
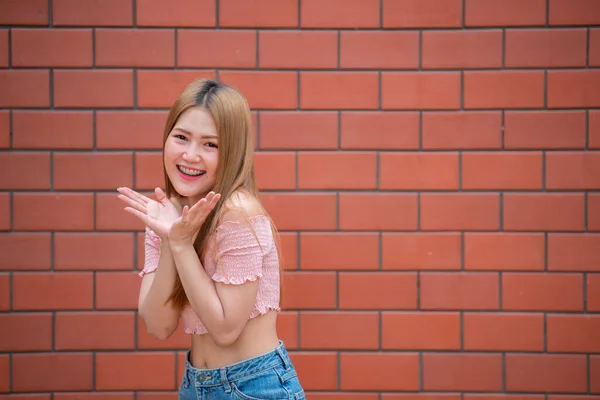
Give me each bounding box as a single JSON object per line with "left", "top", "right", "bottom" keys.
{"left": 211, "top": 216, "right": 273, "bottom": 285}
{"left": 139, "top": 227, "right": 161, "bottom": 277}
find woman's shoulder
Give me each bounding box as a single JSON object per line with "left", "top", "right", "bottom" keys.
{"left": 215, "top": 191, "right": 273, "bottom": 237}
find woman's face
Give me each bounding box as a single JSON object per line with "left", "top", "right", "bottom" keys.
{"left": 163, "top": 107, "right": 219, "bottom": 205}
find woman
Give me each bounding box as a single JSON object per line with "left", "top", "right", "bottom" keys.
{"left": 117, "top": 79, "right": 305, "bottom": 399}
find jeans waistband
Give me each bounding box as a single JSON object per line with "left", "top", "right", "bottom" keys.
{"left": 183, "top": 340, "right": 292, "bottom": 388}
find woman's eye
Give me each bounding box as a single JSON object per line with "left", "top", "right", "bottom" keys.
{"left": 174, "top": 134, "right": 187, "bottom": 141}
{"left": 206, "top": 142, "right": 218, "bottom": 148}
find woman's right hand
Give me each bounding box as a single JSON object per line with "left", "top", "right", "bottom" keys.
{"left": 117, "top": 187, "right": 182, "bottom": 240}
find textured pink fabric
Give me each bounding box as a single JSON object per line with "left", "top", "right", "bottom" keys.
{"left": 139, "top": 215, "right": 281, "bottom": 335}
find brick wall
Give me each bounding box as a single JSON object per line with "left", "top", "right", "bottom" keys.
{"left": 1, "top": 0, "right": 600, "bottom": 398}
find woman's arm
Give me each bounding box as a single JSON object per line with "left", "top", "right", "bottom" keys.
{"left": 138, "top": 238, "right": 180, "bottom": 340}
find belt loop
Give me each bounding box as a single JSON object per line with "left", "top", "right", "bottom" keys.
{"left": 276, "top": 345, "right": 291, "bottom": 370}
{"left": 220, "top": 367, "right": 232, "bottom": 393}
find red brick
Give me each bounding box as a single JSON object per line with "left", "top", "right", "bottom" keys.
{"left": 0, "top": 355, "right": 8, "bottom": 393}
{"left": 589, "top": 274, "right": 600, "bottom": 311}
{"left": 260, "top": 31, "right": 337, "bottom": 69}
{"left": 341, "top": 353, "right": 419, "bottom": 391}
{"left": 261, "top": 193, "right": 337, "bottom": 231}
{"left": 591, "top": 29, "right": 600, "bottom": 66}
{"left": 136, "top": 0, "right": 215, "bottom": 27}
{"left": 0, "top": 0, "right": 48, "bottom": 25}
{"left": 0, "top": 111, "right": 8, "bottom": 148}
{"left": 178, "top": 30, "right": 255, "bottom": 68}
{"left": 290, "top": 353, "right": 337, "bottom": 390}
{"left": 424, "top": 354, "right": 502, "bottom": 391}
{"left": 54, "top": 153, "right": 133, "bottom": 190}
{"left": 506, "top": 29, "right": 587, "bottom": 68}
{"left": 548, "top": 234, "right": 600, "bottom": 272}
{"left": 260, "top": 111, "right": 338, "bottom": 150}
{"left": 95, "top": 192, "right": 147, "bottom": 231}
{"left": 96, "top": 111, "right": 166, "bottom": 149}
{"left": 96, "top": 29, "right": 174, "bottom": 67}
{"left": 420, "top": 272, "right": 499, "bottom": 310}
{"left": 220, "top": 71, "right": 297, "bottom": 109}
{"left": 95, "top": 353, "right": 176, "bottom": 390}
{"left": 422, "top": 111, "right": 502, "bottom": 149}
{"left": 0, "top": 274, "right": 8, "bottom": 311}
{"left": 14, "top": 193, "right": 94, "bottom": 231}
{"left": 301, "top": 312, "right": 379, "bottom": 349}
{"left": 298, "top": 152, "right": 376, "bottom": 189}
{"left": 548, "top": 70, "right": 600, "bottom": 108}
{"left": 136, "top": 70, "right": 215, "bottom": 108}
{"left": 302, "top": 0, "right": 379, "bottom": 28}
{"left": 503, "top": 273, "right": 583, "bottom": 311}
{"left": 0, "top": 233, "right": 50, "bottom": 271}
{"left": 220, "top": 0, "right": 297, "bottom": 27}
{"left": 54, "top": 70, "right": 133, "bottom": 108}
{"left": 55, "top": 312, "right": 134, "bottom": 350}
{"left": 13, "top": 272, "right": 93, "bottom": 311}
{"left": 301, "top": 72, "right": 378, "bottom": 109}
{"left": 549, "top": 0, "right": 600, "bottom": 25}
{"left": 53, "top": 0, "right": 133, "bottom": 26}
{"left": 55, "top": 233, "right": 133, "bottom": 271}
{"left": 0, "top": 313, "right": 52, "bottom": 351}
{"left": 383, "top": 312, "right": 460, "bottom": 350}
{"left": 339, "top": 272, "right": 417, "bottom": 309}
{"left": 301, "top": 233, "right": 378, "bottom": 270}
{"left": 504, "top": 111, "right": 586, "bottom": 149}
{"left": 464, "top": 313, "right": 544, "bottom": 351}
{"left": 13, "top": 353, "right": 93, "bottom": 392}
{"left": 311, "top": 395, "right": 378, "bottom": 400}
{"left": 591, "top": 111, "right": 600, "bottom": 149}
{"left": 503, "top": 193, "right": 585, "bottom": 232}
{"left": 0, "top": 30, "right": 6, "bottom": 67}
{"left": 279, "top": 233, "right": 298, "bottom": 271}
{"left": 0, "top": 152, "right": 50, "bottom": 189}
{"left": 420, "top": 193, "right": 500, "bottom": 231}
{"left": 385, "top": 395, "right": 462, "bottom": 400}
{"left": 464, "top": 71, "right": 545, "bottom": 109}
{"left": 506, "top": 354, "right": 587, "bottom": 392}
{"left": 590, "top": 194, "right": 600, "bottom": 231}
{"left": 341, "top": 31, "right": 419, "bottom": 69}
{"left": 96, "top": 271, "right": 140, "bottom": 310}
{"left": 380, "top": 152, "right": 459, "bottom": 190}
{"left": 382, "top": 72, "right": 461, "bottom": 110}
{"left": 546, "top": 152, "right": 600, "bottom": 190}
{"left": 341, "top": 112, "right": 420, "bottom": 150}
{"left": 465, "top": 233, "right": 545, "bottom": 271}
{"left": 12, "top": 29, "right": 92, "bottom": 67}
{"left": 462, "top": 152, "right": 542, "bottom": 190}
{"left": 134, "top": 152, "right": 162, "bottom": 190}
{"left": 55, "top": 395, "right": 133, "bottom": 400}
{"left": 0, "top": 194, "right": 8, "bottom": 231}
{"left": 593, "top": 357, "right": 600, "bottom": 393}
{"left": 339, "top": 193, "right": 418, "bottom": 231}
{"left": 422, "top": 30, "right": 502, "bottom": 69}
{"left": 382, "top": 233, "right": 461, "bottom": 270}
{"left": 465, "top": 0, "right": 546, "bottom": 26}
{"left": 383, "top": 0, "right": 462, "bottom": 27}
{"left": 255, "top": 152, "right": 296, "bottom": 190}
{"left": 0, "top": 70, "right": 50, "bottom": 107}
{"left": 280, "top": 272, "right": 337, "bottom": 309}
{"left": 13, "top": 111, "right": 93, "bottom": 149}
{"left": 276, "top": 312, "right": 298, "bottom": 349}
{"left": 136, "top": 394, "right": 178, "bottom": 400}
{"left": 547, "top": 314, "right": 600, "bottom": 353}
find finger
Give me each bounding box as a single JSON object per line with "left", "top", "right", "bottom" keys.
{"left": 117, "top": 194, "right": 147, "bottom": 214}
{"left": 124, "top": 206, "right": 151, "bottom": 225}
{"left": 155, "top": 187, "right": 169, "bottom": 206}
{"left": 121, "top": 187, "right": 151, "bottom": 205}
{"left": 181, "top": 206, "right": 190, "bottom": 223}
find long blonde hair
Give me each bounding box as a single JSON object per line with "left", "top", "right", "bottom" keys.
{"left": 161, "top": 78, "right": 282, "bottom": 311}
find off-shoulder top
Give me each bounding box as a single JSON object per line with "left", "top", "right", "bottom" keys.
{"left": 139, "top": 215, "right": 281, "bottom": 335}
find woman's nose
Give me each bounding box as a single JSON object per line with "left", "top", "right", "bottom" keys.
{"left": 182, "top": 150, "right": 200, "bottom": 163}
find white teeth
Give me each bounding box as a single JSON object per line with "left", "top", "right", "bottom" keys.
{"left": 178, "top": 166, "right": 204, "bottom": 176}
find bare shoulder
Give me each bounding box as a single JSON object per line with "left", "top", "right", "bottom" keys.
{"left": 219, "top": 190, "right": 265, "bottom": 223}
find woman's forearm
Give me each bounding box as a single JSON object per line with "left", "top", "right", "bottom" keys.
{"left": 138, "top": 240, "right": 180, "bottom": 340}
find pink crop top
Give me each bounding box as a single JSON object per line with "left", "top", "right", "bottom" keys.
{"left": 139, "top": 215, "right": 281, "bottom": 335}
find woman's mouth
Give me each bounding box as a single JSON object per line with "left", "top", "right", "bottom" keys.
{"left": 177, "top": 165, "right": 206, "bottom": 180}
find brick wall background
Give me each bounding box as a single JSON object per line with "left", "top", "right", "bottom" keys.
{"left": 1, "top": 0, "right": 600, "bottom": 398}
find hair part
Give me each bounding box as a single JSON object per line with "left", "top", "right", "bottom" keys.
{"left": 161, "top": 78, "right": 282, "bottom": 311}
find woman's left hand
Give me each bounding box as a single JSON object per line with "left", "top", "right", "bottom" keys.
{"left": 168, "top": 191, "right": 221, "bottom": 248}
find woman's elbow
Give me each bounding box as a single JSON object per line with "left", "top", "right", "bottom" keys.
{"left": 212, "top": 329, "right": 240, "bottom": 348}
{"left": 139, "top": 310, "right": 177, "bottom": 340}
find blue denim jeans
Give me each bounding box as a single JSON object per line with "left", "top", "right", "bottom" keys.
{"left": 179, "top": 341, "right": 305, "bottom": 399}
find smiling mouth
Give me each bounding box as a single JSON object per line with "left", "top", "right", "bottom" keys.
{"left": 177, "top": 165, "right": 206, "bottom": 177}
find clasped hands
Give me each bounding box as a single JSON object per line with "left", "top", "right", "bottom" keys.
{"left": 117, "top": 187, "right": 221, "bottom": 248}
